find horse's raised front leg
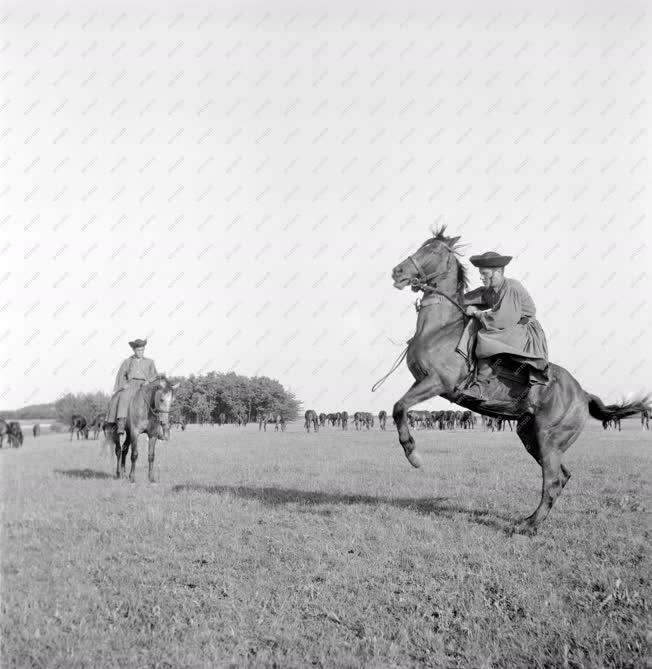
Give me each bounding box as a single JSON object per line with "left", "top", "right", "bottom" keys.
{"left": 148, "top": 434, "right": 157, "bottom": 483}
{"left": 393, "top": 375, "right": 443, "bottom": 469}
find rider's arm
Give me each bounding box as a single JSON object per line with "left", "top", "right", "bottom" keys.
{"left": 146, "top": 358, "right": 158, "bottom": 382}
{"left": 477, "top": 283, "right": 522, "bottom": 330}
{"left": 113, "top": 359, "right": 130, "bottom": 392}
{"left": 463, "top": 287, "right": 489, "bottom": 308}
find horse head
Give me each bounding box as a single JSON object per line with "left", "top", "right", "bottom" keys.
{"left": 391, "top": 226, "right": 464, "bottom": 294}
{"left": 149, "top": 375, "right": 181, "bottom": 439}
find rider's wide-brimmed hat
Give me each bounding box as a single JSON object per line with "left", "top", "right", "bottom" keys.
{"left": 469, "top": 251, "right": 512, "bottom": 268}
{"left": 128, "top": 338, "right": 147, "bottom": 349}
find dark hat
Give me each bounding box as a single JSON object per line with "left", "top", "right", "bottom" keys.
{"left": 469, "top": 251, "right": 512, "bottom": 268}
{"left": 128, "top": 338, "right": 147, "bottom": 349}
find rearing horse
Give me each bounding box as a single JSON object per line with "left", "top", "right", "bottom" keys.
{"left": 388, "top": 227, "right": 649, "bottom": 534}
{"left": 104, "top": 375, "right": 179, "bottom": 482}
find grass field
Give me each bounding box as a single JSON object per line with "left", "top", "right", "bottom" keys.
{"left": 1, "top": 419, "right": 649, "bottom": 668}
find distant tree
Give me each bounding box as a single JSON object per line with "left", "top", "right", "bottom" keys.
{"left": 54, "top": 392, "right": 110, "bottom": 424}
{"left": 192, "top": 393, "right": 211, "bottom": 423}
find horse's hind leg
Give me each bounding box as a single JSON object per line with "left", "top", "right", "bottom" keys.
{"left": 147, "top": 435, "right": 157, "bottom": 483}
{"left": 515, "top": 415, "right": 579, "bottom": 534}
{"left": 128, "top": 430, "right": 139, "bottom": 482}
{"left": 120, "top": 434, "right": 130, "bottom": 479}
{"left": 114, "top": 435, "right": 121, "bottom": 478}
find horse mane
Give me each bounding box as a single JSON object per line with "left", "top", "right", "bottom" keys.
{"left": 145, "top": 375, "right": 174, "bottom": 394}
{"left": 422, "top": 224, "right": 469, "bottom": 294}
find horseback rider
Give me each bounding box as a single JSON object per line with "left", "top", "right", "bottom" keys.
{"left": 458, "top": 252, "right": 550, "bottom": 400}
{"left": 107, "top": 338, "right": 158, "bottom": 434}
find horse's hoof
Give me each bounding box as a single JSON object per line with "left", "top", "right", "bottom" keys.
{"left": 512, "top": 519, "right": 537, "bottom": 536}
{"left": 406, "top": 450, "right": 423, "bottom": 469}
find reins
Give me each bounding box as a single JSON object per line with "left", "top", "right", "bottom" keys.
{"left": 407, "top": 243, "right": 467, "bottom": 315}
{"left": 371, "top": 345, "right": 409, "bottom": 392}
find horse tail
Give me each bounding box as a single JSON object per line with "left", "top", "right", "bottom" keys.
{"left": 586, "top": 393, "right": 650, "bottom": 422}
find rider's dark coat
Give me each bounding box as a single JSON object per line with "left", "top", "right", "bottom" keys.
{"left": 459, "top": 277, "right": 549, "bottom": 382}
{"left": 106, "top": 355, "right": 158, "bottom": 421}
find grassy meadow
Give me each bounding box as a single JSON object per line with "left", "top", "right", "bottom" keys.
{"left": 1, "top": 419, "right": 649, "bottom": 668}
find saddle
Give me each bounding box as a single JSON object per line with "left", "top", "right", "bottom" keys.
{"left": 451, "top": 356, "right": 539, "bottom": 417}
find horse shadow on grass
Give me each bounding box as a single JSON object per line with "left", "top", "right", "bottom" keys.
{"left": 56, "top": 468, "right": 114, "bottom": 480}
{"left": 171, "top": 483, "right": 518, "bottom": 535}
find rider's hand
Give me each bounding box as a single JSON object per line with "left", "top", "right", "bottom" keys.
{"left": 465, "top": 306, "right": 478, "bottom": 316}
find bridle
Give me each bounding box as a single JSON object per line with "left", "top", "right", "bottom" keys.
{"left": 372, "top": 241, "right": 468, "bottom": 393}
{"left": 148, "top": 386, "right": 171, "bottom": 423}
{"left": 406, "top": 242, "right": 467, "bottom": 315}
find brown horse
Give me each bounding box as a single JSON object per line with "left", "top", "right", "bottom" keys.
{"left": 90, "top": 412, "right": 106, "bottom": 439}
{"left": 69, "top": 414, "right": 88, "bottom": 441}
{"left": 388, "top": 227, "right": 650, "bottom": 533}
{"left": 304, "top": 410, "right": 319, "bottom": 433}
{"left": 378, "top": 410, "right": 387, "bottom": 430}
{"left": 7, "top": 421, "right": 23, "bottom": 448}
{"left": 103, "top": 376, "right": 179, "bottom": 482}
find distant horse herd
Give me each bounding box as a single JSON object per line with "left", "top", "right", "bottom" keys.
{"left": 0, "top": 419, "right": 24, "bottom": 448}
{"left": 0, "top": 409, "right": 648, "bottom": 453}
{"left": 69, "top": 413, "right": 106, "bottom": 441}
{"left": 299, "top": 409, "right": 510, "bottom": 433}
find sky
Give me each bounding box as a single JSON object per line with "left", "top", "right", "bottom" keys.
{"left": 1, "top": 0, "right": 650, "bottom": 412}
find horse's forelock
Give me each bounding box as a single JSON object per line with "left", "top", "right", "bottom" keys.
{"left": 418, "top": 228, "right": 469, "bottom": 293}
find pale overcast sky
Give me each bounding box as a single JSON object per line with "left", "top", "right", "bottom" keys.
{"left": 2, "top": 0, "right": 650, "bottom": 411}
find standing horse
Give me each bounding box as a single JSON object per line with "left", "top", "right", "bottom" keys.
{"left": 642, "top": 409, "right": 650, "bottom": 430}
{"left": 103, "top": 376, "right": 179, "bottom": 482}
{"left": 258, "top": 410, "right": 270, "bottom": 432}
{"left": 8, "top": 421, "right": 23, "bottom": 448}
{"left": 69, "top": 415, "right": 88, "bottom": 441}
{"left": 32, "top": 423, "right": 41, "bottom": 437}
{"left": 460, "top": 410, "right": 473, "bottom": 429}
{"left": 90, "top": 413, "right": 106, "bottom": 439}
{"left": 386, "top": 227, "right": 649, "bottom": 533}
{"left": 304, "top": 410, "right": 319, "bottom": 433}
{"left": 341, "top": 411, "right": 349, "bottom": 430}
{"left": 378, "top": 410, "right": 387, "bottom": 430}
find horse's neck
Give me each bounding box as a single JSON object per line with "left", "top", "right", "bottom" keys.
{"left": 140, "top": 385, "right": 156, "bottom": 418}
{"left": 414, "top": 294, "right": 465, "bottom": 340}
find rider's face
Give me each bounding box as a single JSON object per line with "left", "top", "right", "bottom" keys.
{"left": 134, "top": 347, "right": 145, "bottom": 358}
{"left": 479, "top": 268, "right": 502, "bottom": 288}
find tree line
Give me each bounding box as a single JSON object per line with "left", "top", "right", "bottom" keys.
{"left": 170, "top": 371, "right": 301, "bottom": 424}
{"left": 47, "top": 371, "right": 301, "bottom": 426}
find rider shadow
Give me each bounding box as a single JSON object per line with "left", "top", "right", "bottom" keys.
{"left": 56, "top": 468, "right": 114, "bottom": 480}
{"left": 171, "top": 483, "right": 516, "bottom": 535}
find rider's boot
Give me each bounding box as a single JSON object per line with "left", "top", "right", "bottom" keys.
{"left": 461, "top": 360, "right": 493, "bottom": 400}
{"left": 116, "top": 417, "right": 126, "bottom": 435}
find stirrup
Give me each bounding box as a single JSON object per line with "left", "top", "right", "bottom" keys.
{"left": 460, "top": 380, "right": 487, "bottom": 401}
